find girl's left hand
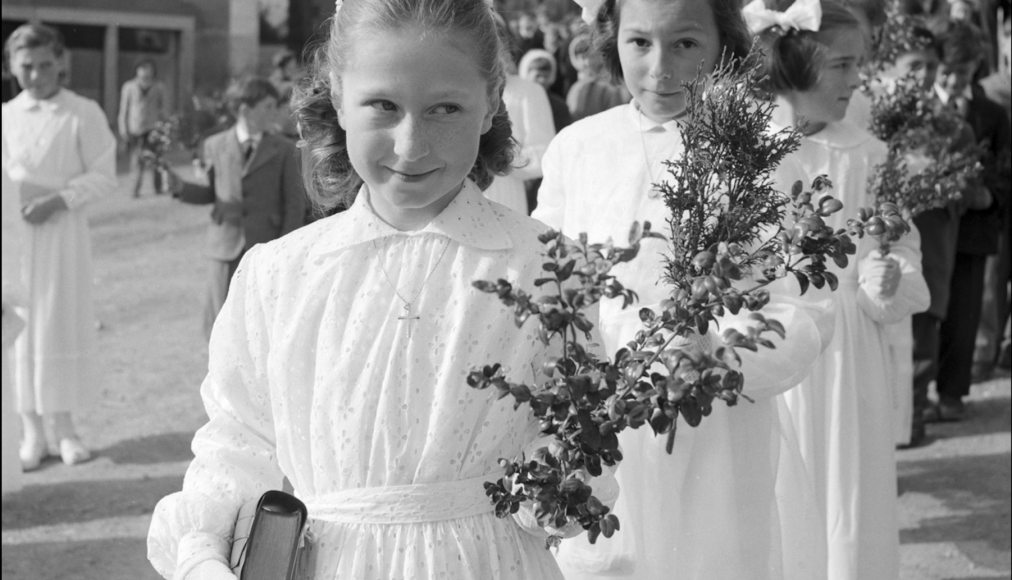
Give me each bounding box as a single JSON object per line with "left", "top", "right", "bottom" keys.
{"left": 859, "top": 253, "right": 901, "bottom": 299}
{"left": 21, "top": 193, "right": 68, "bottom": 225}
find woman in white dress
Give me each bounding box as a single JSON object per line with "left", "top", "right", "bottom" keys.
{"left": 1, "top": 23, "right": 116, "bottom": 471}
{"left": 147, "top": 1, "right": 614, "bottom": 578}
{"left": 533, "top": 0, "right": 833, "bottom": 578}
{"left": 752, "top": 1, "right": 930, "bottom": 578}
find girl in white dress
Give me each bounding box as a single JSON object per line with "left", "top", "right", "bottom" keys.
{"left": 752, "top": 2, "right": 930, "bottom": 578}
{"left": 147, "top": 1, "right": 613, "bottom": 578}
{"left": 2, "top": 134, "right": 26, "bottom": 495}
{"left": 533, "top": 0, "right": 833, "bottom": 578}
{"left": 1, "top": 23, "right": 117, "bottom": 471}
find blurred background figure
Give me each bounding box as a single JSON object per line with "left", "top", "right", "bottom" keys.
{"left": 973, "top": 10, "right": 1012, "bottom": 382}
{"left": 118, "top": 60, "right": 169, "bottom": 197}
{"left": 485, "top": 14, "right": 556, "bottom": 215}
{"left": 171, "top": 77, "right": 307, "bottom": 338}
{"left": 518, "top": 48, "right": 571, "bottom": 213}
{"left": 2, "top": 133, "right": 26, "bottom": 496}
{"left": 2, "top": 22, "right": 117, "bottom": 471}
{"left": 268, "top": 48, "right": 303, "bottom": 141}
{"left": 565, "top": 32, "right": 630, "bottom": 122}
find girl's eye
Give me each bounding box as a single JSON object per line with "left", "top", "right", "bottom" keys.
{"left": 629, "top": 37, "right": 650, "bottom": 48}
{"left": 432, "top": 104, "right": 461, "bottom": 115}
{"left": 674, "top": 39, "right": 699, "bottom": 50}
{"left": 370, "top": 100, "right": 397, "bottom": 112}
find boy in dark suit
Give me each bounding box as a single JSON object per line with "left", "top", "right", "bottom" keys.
{"left": 173, "top": 77, "right": 307, "bottom": 337}
{"left": 931, "top": 22, "right": 1011, "bottom": 421}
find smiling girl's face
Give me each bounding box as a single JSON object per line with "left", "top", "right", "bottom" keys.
{"left": 616, "top": 0, "right": 723, "bottom": 123}
{"left": 336, "top": 27, "right": 495, "bottom": 230}
{"left": 783, "top": 29, "right": 865, "bottom": 135}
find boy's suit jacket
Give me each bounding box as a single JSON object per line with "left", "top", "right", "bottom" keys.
{"left": 179, "top": 128, "right": 307, "bottom": 261}
{"left": 956, "top": 84, "right": 1011, "bottom": 256}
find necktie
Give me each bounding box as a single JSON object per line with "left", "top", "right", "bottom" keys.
{"left": 242, "top": 139, "right": 255, "bottom": 164}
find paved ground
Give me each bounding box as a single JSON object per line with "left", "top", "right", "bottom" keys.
{"left": 1, "top": 172, "right": 1010, "bottom": 579}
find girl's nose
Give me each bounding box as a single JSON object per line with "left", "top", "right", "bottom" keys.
{"left": 648, "top": 48, "right": 673, "bottom": 81}
{"left": 393, "top": 117, "right": 430, "bottom": 162}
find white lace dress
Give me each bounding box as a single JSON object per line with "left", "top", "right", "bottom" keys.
{"left": 147, "top": 182, "right": 608, "bottom": 579}
{"left": 534, "top": 104, "right": 833, "bottom": 580}
{"left": 781, "top": 120, "right": 929, "bottom": 580}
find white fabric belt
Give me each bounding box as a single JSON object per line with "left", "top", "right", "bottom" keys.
{"left": 304, "top": 475, "right": 496, "bottom": 525}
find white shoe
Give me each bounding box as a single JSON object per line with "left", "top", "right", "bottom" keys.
{"left": 58, "top": 438, "right": 91, "bottom": 465}
{"left": 19, "top": 439, "right": 47, "bottom": 471}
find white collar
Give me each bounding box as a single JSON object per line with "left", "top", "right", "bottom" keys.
{"left": 934, "top": 83, "right": 972, "bottom": 105}
{"left": 627, "top": 101, "right": 681, "bottom": 133}
{"left": 310, "top": 179, "right": 514, "bottom": 257}
{"left": 10, "top": 88, "right": 64, "bottom": 112}
{"left": 235, "top": 124, "right": 263, "bottom": 145}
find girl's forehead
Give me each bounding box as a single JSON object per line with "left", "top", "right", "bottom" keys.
{"left": 12, "top": 45, "right": 60, "bottom": 63}
{"left": 618, "top": 0, "right": 717, "bottom": 35}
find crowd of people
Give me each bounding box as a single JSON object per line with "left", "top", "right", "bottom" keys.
{"left": 1, "top": 0, "right": 1009, "bottom": 579}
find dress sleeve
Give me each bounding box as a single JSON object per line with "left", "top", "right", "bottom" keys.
{"left": 530, "top": 135, "right": 567, "bottom": 230}
{"left": 60, "top": 98, "right": 117, "bottom": 210}
{"left": 511, "top": 83, "right": 557, "bottom": 182}
{"left": 855, "top": 221, "right": 930, "bottom": 324}
{"left": 147, "top": 246, "right": 286, "bottom": 579}
{"left": 718, "top": 276, "right": 836, "bottom": 400}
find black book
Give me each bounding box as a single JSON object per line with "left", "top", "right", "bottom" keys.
{"left": 230, "top": 490, "right": 308, "bottom": 580}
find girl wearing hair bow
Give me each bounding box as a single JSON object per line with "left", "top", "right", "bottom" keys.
{"left": 534, "top": 0, "right": 835, "bottom": 578}
{"left": 751, "top": 1, "right": 929, "bottom": 578}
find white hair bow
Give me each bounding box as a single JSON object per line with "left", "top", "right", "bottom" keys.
{"left": 573, "top": 0, "right": 606, "bottom": 25}
{"left": 742, "top": 0, "right": 822, "bottom": 35}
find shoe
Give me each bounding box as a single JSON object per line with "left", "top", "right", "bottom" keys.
{"left": 971, "top": 362, "right": 994, "bottom": 383}
{"left": 998, "top": 343, "right": 1011, "bottom": 370}
{"left": 899, "top": 422, "right": 928, "bottom": 449}
{"left": 58, "top": 438, "right": 91, "bottom": 466}
{"left": 936, "top": 397, "right": 966, "bottom": 422}
{"left": 19, "top": 439, "right": 48, "bottom": 471}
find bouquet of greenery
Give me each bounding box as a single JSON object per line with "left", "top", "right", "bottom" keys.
{"left": 864, "top": 10, "right": 983, "bottom": 223}
{"left": 467, "top": 47, "right": 888, "bottom": 547}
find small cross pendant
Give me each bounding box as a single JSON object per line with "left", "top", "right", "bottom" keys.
{"left": 398, "top": 302, "right": 421, "bottom": 338}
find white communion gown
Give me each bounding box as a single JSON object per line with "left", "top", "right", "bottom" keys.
{"left": 779, "top": 118, "right": 929, "bottom": 580}
{"left": 534, "top": 103, "right": 833, "bottom": 580}
{"left": 2, "top": 135, "right": 26, "bottom": 495}
{"left": 147, "top": 181, "right": 618, "bottom": 579}
{"left": 1, "top": 89, "right": 116, "bottom": 415}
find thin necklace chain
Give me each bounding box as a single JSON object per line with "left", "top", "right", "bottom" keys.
{"left": 372, "top": 237, "right": 452, "bottom": 336}
{"left": 637, "top": 108, "right": 664, "bottom": 199}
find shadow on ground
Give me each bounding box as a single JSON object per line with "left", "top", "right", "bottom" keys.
{"left": 1, "top": 476, "right": 182, "bottom": 530}
{"left": 1, "top": 537, "right": 160, "bottom": 580}
{"left": 99, "top": 432, "right": 194, "bottom": 466}
{"left": 899, "top": 451, "right": 1012, "bottom": 572}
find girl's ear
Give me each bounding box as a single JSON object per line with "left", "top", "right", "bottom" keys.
{"left": 330, "top": 70, "right": 346, "bottom": 130}
{"left": 481, "top": 95, "right": 498, "bottom": 135}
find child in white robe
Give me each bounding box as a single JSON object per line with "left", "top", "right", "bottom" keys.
{"left": 533, "top": 0, "right": 834, "bottom": 578}
{"left": 1, "top": 23, "right": 116, "bottom": 471}
{"left": 752, "top": 1, "right": 930, "bottom": 578}
{"left": 147, "top": 1, "right": 615, "bottom": 579}
{"left": 2, "top": 136, "right": 26, "bottom": 495}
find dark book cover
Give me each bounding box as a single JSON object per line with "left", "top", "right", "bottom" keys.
{"left": 230, "top": 490, "right": 308, "bottom": 580}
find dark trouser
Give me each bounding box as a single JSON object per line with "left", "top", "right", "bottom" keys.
{"left": 912, "top": 312, "right": 941, "bottom": 427}
{"left": 975, "top": 230, "right": 1011, "bottom": 367}
{"left": 128, "top": 132, "right": 162, "bottom": 195}
{"left": 937, "top": 253, "right": 988, "bottom": 400}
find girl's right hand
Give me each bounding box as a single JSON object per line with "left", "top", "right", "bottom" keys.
{"left": 858, "top": 253, "right": 901, "bottom": 299}
{"left": 184, "top": 559, "right": 237, "bottom": 580}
